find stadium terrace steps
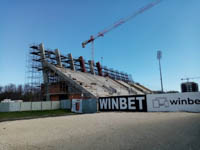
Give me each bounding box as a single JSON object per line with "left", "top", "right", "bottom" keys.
{"left": 115, "top": 80, "right": 144, "bottom": 95}
{"left": 128, "top": 82, "right": 152, "bottom": 94}
{"left": 44, "top": 61, "right": 150, "bottom": 98}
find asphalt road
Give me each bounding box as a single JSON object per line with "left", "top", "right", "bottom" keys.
{"left": 0, "top": 112, "right": 200, "bottom": 150}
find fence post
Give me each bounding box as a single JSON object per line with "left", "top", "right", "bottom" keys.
{"left": 41, "top": 101, "right": 43, "bottom": 111}
{"left": 20, "top": 102, "right": 22, "bottom": 111}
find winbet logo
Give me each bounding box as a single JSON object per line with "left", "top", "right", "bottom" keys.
{"left": 99, "top": 95, "right": 147, "bottom": 112}
{"left": 170, "top": 98, "right": 200, "bottom": 105}
{"left": 153, "top": 97, "right": 200, "bottom": 108}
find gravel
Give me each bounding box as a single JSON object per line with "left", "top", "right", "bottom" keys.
{"left": 0, "top": 112, "right": 200, "bottom": 150}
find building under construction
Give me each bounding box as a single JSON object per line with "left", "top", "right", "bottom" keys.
{"left": 28, "top": 43, "right": 152, "bottom": 101}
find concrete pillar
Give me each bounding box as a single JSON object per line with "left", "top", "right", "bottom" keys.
{"left": 89, "top": 60, "right": 95, "bottom": 75}
{"left": 39, "top": 43, "right": 50, "bottom": 101}
{"left": 39, "top": 43, "right": 47, "bottom": 82}
{"left": 55, "top": 49, "right": 62, "bottom": 67}
{"left": 68, "top": 53, "right": 76, "bottom": 71}
{"left": 39, "top": 43, "right": 46, "bottom": 61}
{"left": 79, "top": 56, "right": 86, "bottom": 72}
{"left": 96, "top": 62, "right": 102, "bottom": 76}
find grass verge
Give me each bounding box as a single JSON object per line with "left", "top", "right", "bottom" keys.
{"left": 0, "top": 109, "right": 74, "bottom": 122}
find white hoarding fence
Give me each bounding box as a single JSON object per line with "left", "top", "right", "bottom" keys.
{"left": 0, "top": 101, "right": 62, "bottom": 112}
{"left": 147, "top": 92, "right": 200, "bottom": 112}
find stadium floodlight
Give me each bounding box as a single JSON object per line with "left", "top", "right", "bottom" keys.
{"left": 157, "top": 50, "right": 164, "bottom": 92}
{"left": 157, "top": 50, "right": 162, "bottom": 60}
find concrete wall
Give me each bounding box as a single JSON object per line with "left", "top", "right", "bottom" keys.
{"left": 52, "top": 101, "right": 60, "bottom": 110}
{"left": 0, "top": 99, "right": 97, "bottom": 113}
{"left": 82, "top": 99, "right": 97, "bottom": 113}
{"left": 42, "top": 101, "right": 51, "bottom": 110}
{"left": 0, "top": 103, "right": 9, "bottom": 112}
{"left": 71, "top": 99, "right": 98, "bottom": 113}
{"left": 32, "top": 102, "right": 42, "bottom": 111}
{"left": 61, "top": 100, "right": 71, "bottom": 109}
{"left": 9, "top": 103, "right": 21, "bottom": 112}
{"left": 0, "top": 101, "right": 63, "bottom": 112}
{"left": 21, "top": 102, "right": 32, "bottom": 111}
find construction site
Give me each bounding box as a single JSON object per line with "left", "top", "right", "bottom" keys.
{"left": 24, "top": 0, "right": 198, "bottom": 102}
{"left": 0, "top": 1, "right": 200, "bottom": 149}
{"left": 27, "top": 43, "right": 152, "bottom": 101}
{"left": 24, "top": 1, "right": 163, "bottom": 102}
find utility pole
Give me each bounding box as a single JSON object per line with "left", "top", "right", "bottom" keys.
{"left": 157, "top": 50, "right": 163, "bottom": 92}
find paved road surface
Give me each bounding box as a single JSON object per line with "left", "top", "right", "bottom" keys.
{"left": 0, "top": 112, "right": 200, "bottom": 150}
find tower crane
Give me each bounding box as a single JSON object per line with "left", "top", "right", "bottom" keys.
{"left": 181, "top": 77, "right": 200, "bottom": 82}
{"left": 82, "top": 0, "right": 161, "bottom": 62}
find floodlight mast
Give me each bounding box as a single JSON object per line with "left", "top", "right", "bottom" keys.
{"left": 82, "top": 0, "right": 161, "bottom": 62}
{"left": 157, "top": 50, "right": 164, "bottom": 92}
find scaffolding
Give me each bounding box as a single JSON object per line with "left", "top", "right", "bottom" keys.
{"left": 25, "top": 44, "right": 43, "bottom": 101}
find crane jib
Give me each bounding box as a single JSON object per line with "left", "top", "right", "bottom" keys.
{"left": 82, "top": 0, "right": 161, "bottom": 48}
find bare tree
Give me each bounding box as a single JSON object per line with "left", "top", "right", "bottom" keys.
{"left": 0, "top": 84, "right": 42, "bottom": 101}
{"left": 0, "top": 85, "right": 3, "bottom": 93}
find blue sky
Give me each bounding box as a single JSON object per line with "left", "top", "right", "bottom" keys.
{"left": 0, "top": 0, "right": 199, "bottom": 91}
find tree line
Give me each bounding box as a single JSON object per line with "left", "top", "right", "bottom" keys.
{"left": 0, "top": 84, "right": 42, "bottom": 102}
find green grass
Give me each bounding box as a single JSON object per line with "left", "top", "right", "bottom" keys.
{"left": 0, "top": 109, "right": 74, "bottom": 121}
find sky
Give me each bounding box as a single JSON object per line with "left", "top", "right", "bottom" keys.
{"left": 0, "top": 0, "right": 199, "bottom": 92}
